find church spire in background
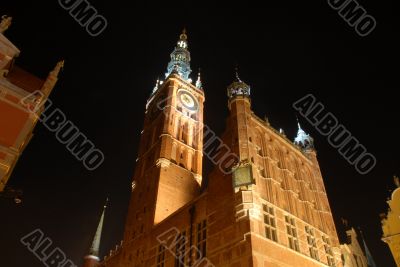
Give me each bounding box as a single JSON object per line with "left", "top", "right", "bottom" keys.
{"left": 165, "top": 28, "right": 192, "bottom": 81}
{"left": 83, "top": 198, "right": 108, "bottom": 267}
{"left": 359, "top": 229, "right": 378, "bottom": 267}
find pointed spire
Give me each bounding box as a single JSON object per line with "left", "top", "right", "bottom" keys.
{"left": 235, "top": 65, "right": 242, "bottom": 82}
{"left": 297, "top": 121, "right": 306, "bottom": 135}
{"left": 165, "top": 29, "right": 192, "bottom": 81}
{"left": 0, "top": 15, "right": 12, "bottom": 34}
{"left": 50, "top": 60, "right": 65, "bottom": 78}
{"left": 359, "top": 229, "right": 378, "bottom": 267}
{"left": 294, "top": 120, "right": 314, "bottom": 150}
{"left": 40, "top": 60, "right": 64, "bottom": 97}
{"left": 195, "top": 69, "right": 202, "bottom": 89}
{"left": 152, "top": 77, "right": 160, "bottom": 94}
{"left": 180, "top": 27, "right": 187, "bottom": 42}
{"left": 227, "top": 66, "right": 251, "bottom": 99}
{"left": 296, "top": 115, "right": 301, "bottom": 130}
{"left": 89, "top": 198, "right": 108, "bottom": 257}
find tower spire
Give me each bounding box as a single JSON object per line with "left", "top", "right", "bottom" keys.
{"left": 90, "top": 198, "right": 107, "bottom": 256}
{"left": 235, "top": 65, "right": 242, "bottom": 82}
{"left": 227, "top": 66, "right": 251, "bottom": 99}
{"left": 40, "top": 60, "right": 64, "bottom": 98}
{"left": 359, "top": 228, "right": 378, "bottom": 267}
{"left": 181, "top": 27, "right": 187, "bottom": 40}
{"left": 195, "top": 68, "right": 202, "bottom": 89}
{"left": 83, "top": 198, "right": 108, "bottom": 267}
{"left": 165, "top": 29, "right": 192, "bottom": 81}
{"left": 294, "top": 120, "right": 314, "bottom": 150}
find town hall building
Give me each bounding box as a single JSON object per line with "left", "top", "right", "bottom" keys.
{"left": 83, "top": 30, "right": 343, "bottom": 267}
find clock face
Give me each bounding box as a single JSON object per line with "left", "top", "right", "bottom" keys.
{"left": 177, "top": 89, "right": 199, "bottom": 112}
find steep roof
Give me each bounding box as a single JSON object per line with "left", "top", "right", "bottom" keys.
{"left": 6, "top": 65, "right": 44, "bottom": 93}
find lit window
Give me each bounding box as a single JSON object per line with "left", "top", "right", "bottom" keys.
{"left": 175, "top": 231, "right": 187, "bottom": 267}
{"left": 178, "top": 40, "right": 187, "bottom": 48}
{"left": 263, "top": 204, "right": 277, "bottom": 242}
{"left": 196, "top": 220, "right": 207, "bottom": 260}
{"left": 323, "top": 236, "right": 336, "bottom": 267}
{"left": 131, "top": 180, "right": 137, "bottom": 191}
{"left": 156, "top": 245, "right": 166, "bottom": 267}
{"left": 305, "top": 226, "right": 319, "bottom": 261}
{"left": 285, "top": 215, "right": 299, "bottom": 252}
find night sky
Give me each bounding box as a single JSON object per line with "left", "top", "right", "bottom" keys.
{"left": 0, "top": 1, "right": 398, "bottom": 266}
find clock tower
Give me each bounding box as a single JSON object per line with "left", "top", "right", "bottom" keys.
{"left": 123, "top": 30, "right": 205, "bottom": 244}
{"left": 101, "top": 30, "right": 344, "bottom": 267}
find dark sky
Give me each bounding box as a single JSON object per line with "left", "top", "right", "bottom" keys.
{"left": 0, "top": 1, "right": 398, "bottom": 266}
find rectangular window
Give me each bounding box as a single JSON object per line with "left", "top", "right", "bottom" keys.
{"left": 322, "top": 236, "right": 336, "bottom": 267}
{"left": 285, "top": 215, "right": 299, "bottom": 252}
{"left": 263, "top": 204, "right": 277, "bottom": 242}
{"left": 175, "top": 231, "right": 187, "bottom": 267}
{"left": 156, "top": 244, "right": 166, "bottom": 267}
{"left": 196, "top": 220, "right": 207, "bottom": 260}
{"left": 305, "top": 226, "right": 319, "bottom": 261}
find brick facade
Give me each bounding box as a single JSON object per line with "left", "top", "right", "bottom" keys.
{"left": 0, "top": 22, "right": 62, "bottom": 192}
{"left": 101, "top": 72, "right": 342, "bottom": 267}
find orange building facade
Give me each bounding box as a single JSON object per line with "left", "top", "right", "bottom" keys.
{"left": 340, "top": 228, "right": 368, "bottom": 267}
{"left": 381, "top": 177, "right": 400, "bottom": 266}
{"left": 0, "top": 16, "right": 63, "bottom": 192}
{"left": 92, "top": 30, "right": 343, "bottom": 267}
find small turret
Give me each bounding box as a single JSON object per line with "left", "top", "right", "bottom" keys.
{"left": 227, "top": 68, "right": 251, "bottom": 99}
{"left": 40, "top": 60, "right": 64, "bottom": 98}
{"left": 195, "top": 69, "right": 202, "bottom": 89}
{"left": 294, "top": 122, "right": 314, "bottom": 151}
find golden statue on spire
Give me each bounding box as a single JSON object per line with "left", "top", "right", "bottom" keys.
{"left": 0, "top": 15, "right": 12, "bottom": 34}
